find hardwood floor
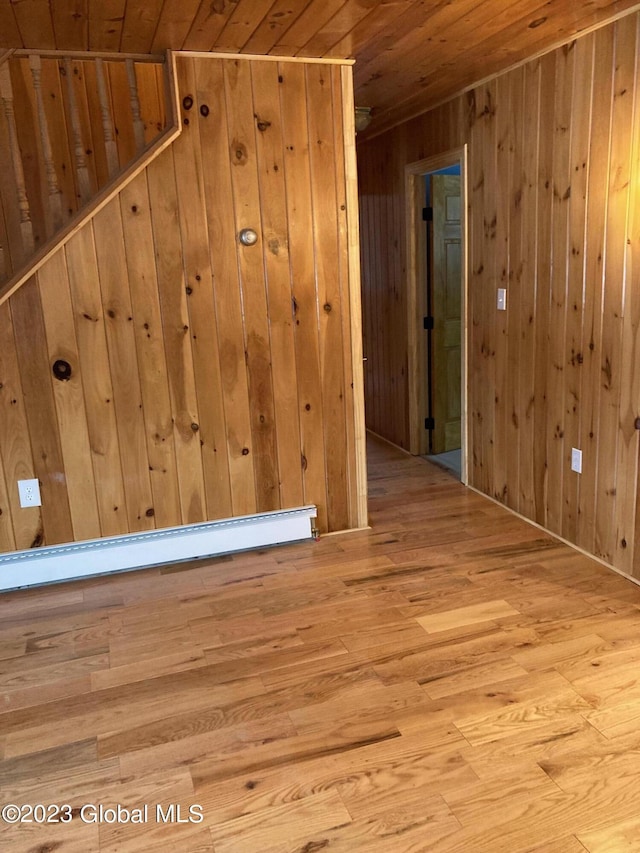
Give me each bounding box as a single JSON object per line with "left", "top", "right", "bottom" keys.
{"left": 2, "top": 435, "right": 640, "bottom": 852}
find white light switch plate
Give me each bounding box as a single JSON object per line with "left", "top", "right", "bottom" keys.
{"left": 497, "top": 288, "right": 507, "bottom": 311}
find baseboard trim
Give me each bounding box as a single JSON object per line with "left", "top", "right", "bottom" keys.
{"left": 0, "top": 506, "right": 317, "bottom": 592}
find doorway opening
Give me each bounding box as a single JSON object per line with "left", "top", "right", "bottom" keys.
{"left": 405, "top": 147, "right": 468, "bottom": 483}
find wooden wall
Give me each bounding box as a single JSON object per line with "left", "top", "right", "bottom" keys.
{"left": 0, "top": 54, "right": 364, "bottom": 558}
{"left": 358, "top": 12, "right": 640, "bottom": 578}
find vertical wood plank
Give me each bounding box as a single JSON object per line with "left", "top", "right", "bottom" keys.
{"left": 279, "top": 61, "right": 328, "bottom": 531}
{"left": 546, "top": 43, "right": 574, "bottom": 537}
{"left": 562, "top": 35, "right": 594, "bottom": 546}
{"left": 10, "top": 276, "right": 73, "bottom": 546}
{"left": 306, "top": 62, "right": 350, "bottom": 531}
{"left": 135, "top": 62, "right": 165, "bottom": 146}
{"left": 106, "top": 60, "right": 136, "bottom": 167}
{"left": 147, "top": 148, "right": 207, "bottom": 525}
{"left": 621, "top": 21, "right": 640, "bottom": 576}
{"left": 119, "top": 171, "right": 182, "bottom": 530}
{"left": 533, "top": 52, "right": 556, "bottom": 528}
{"left": 81, "top": 59, "right": 110, "bottom": 189}
{"left": 37, "top": 250, "right": 101, "bottom": 543}
{"left": 517, "top": 58, "right": 540, "bottom": 521}
{"left": 505, "top": 66, "right": 524, "bottom": 512}
{"left": 0, "top": 445, "right": 15, "bottom": 552}
{"left": 65, "top": 226, "right": 128, "bottom": 537}
{"left": 41, "top": 59, "right": 76, "bottom": 222}
{"left": 251, "top": 58, "right": 304, "bottom": 513}
{"left": 195, "top": 57, "right": 256, "bottom": 517}
{"left": 596, "top": 20, "right": 637, "bottom": 564}
{"left": 578, "top": 26, "right": 614, "bottom": 557}
{"left": 172, "top": 56, "right": 233, "bottom": 520}
{"left": 92, "top": 197, "right": 156, "bottom": 532}
{"left": 0, "top": 301, "right": 37, "bottom": 550}
{"left": 224, "top": 58, "right": 280, "bottom": 514}
{"left": 493, "top": 73, "right": 510, "bottom": 506}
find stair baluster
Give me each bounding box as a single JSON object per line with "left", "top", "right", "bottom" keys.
{"left": 0, "top": 63, "right": 34, "bottom": 259}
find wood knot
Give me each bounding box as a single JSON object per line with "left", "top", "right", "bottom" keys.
{"left": 191, "top": 422, "right": 199, "bottom": 432}
{"left": 256, "top": 116, "right": 272, "bottom": 132}
{"left": 242, "top": 447, "right": 250, "bottom": 455}
{"left": 183, "top": 95, "right": 194, "bottom": 111}
{"left": 323, "top": 303, "right": 332, "bottom": 313}
{"left": 52, "top": 359, "right": 72, "bottom": 381}
{"left": 232, "top": 140, "right": 248, "bottom": 164}
{"left": 145, "top": 507, "right": 155, "bottom": 517}
{"left": 200, "top": 104, "right": 210, "bottom": 117}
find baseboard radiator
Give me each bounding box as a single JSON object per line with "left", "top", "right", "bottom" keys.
{"left": 0, "top": 506, "right": 317, "bottom": 592}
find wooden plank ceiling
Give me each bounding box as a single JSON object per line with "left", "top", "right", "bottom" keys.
{"left": 2, "top": 0, "right": 640, "bottom": 135}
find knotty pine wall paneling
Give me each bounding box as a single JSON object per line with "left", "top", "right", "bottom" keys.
{"left": 358, "top": 12, "right": 640, "bottom": 578}
{"left": 0, "top": 53, "right": 364, "bottom": 565}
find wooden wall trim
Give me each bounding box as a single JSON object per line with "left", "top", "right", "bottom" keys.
{"left": 177, "top": 51, "right": 354, "bottom": 66}
{"left": 13, "top": 50, "right": 165, "bottom": 62}
{"left": 341, "top": 64, "right": 368, "bottom": 529}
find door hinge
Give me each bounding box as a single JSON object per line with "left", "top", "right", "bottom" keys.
{"left": 423, "top": 316, "right": 434, "bottom": 330}
{"left": 425, "top": 417, "right": 435, "bottom": 430}
{"left": 422, "top": 206, "right": 433, "bottom": 222}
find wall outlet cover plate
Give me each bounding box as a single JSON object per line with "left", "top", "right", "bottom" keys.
{"left": 18, "top": 478, "right": 41, "bottom": 508}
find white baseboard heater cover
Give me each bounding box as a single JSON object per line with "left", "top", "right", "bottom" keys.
{"left": 0, "top": 505, "right": 317, "bottom": 592}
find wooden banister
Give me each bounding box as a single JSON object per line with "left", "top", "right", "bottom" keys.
{"left": 0, "top": 50, "right": 178, "bottom": 298}
{"left": 0, "top": 50, "right": 181, "bottom": 306}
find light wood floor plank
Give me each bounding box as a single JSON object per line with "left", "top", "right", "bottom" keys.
{"left": 1, "top": 435, "right": 640, "bottom": 851}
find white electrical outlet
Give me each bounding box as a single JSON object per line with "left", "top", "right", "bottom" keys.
{"left": 571, "top": 448, "right": 582, "bottom": 474}
{"left": 18, "top": 478, "right": 41, "bottom": 508}
{"left": 497, "top": 288, "right": 507, "bottom": 311}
